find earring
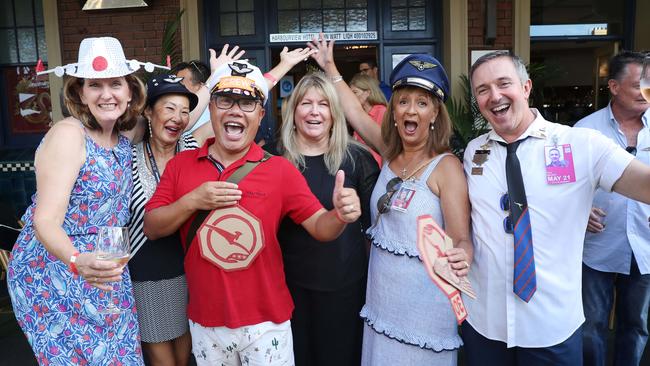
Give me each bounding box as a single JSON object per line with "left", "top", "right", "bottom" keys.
{"left": 147, "top": 118, "right": 153, "bottom": 139}
{"left": 430, "top": 123, "right": 435, "bottom": 131}
{"left": 394, "top": 123, "right": 397, "bottom": 127}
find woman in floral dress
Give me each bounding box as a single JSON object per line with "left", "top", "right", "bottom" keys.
{"left": 7, "top": 37, "right": 157, "bottom": 365}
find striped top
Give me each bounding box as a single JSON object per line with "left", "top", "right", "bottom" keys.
{"left": 128, "top": 134, "right": 198, "bottom": 259}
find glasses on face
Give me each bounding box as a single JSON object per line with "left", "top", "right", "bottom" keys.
{"left": 377, "top": 177, "right": 403, "bottom": 214}
{"left": 500, "top": 193, "right": 514, "bottom": 234}
{"left": 212, "top": 95, "right": 259, "bottom": 112}
{"left": 625, "top": 146, "right": 637, "bottom": 156}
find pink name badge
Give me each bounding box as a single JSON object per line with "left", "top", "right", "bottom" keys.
{"left": 391, "top": 186, "right": 416, "bottom": 212}
{"left": 544, "top": 144, "right": 576, "bottom": 185}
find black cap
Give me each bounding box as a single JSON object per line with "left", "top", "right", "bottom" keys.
{"left": 146, "top": 74, "right": 199, "bottom": 111}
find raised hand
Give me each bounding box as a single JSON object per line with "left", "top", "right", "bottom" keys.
{"left": 280, "top": 46, "right": 318, "bottom": 67}
{"left": 332, "top": 170, "right": 361, "bottom": 223}
{"left": 210, "top": 44, "right": 246, "bottom": 73}
{"left": 189, "top": 181, "right": 242, "bottom": 210}
{"left": 306, "top": 33, "right": 335, "bottom": 72}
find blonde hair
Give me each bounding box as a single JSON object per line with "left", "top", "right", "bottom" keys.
{"left": 63, "top": 74, "right": 146, "bottom": 132}
{"left": 381, "top": 86, "right": 452, "bottom": 161}
{"left": 350, "top": 74, "right": 387, "bottom": 107}
{"left": 279, "top": 72, "right": 353, "bottom": 175}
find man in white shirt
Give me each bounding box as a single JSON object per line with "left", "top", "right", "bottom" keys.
{"left": 574, "top": 50, "right": 650, "bottom": 366}
{"left": 461, "top": 50, "right": 650, "bottom": 365}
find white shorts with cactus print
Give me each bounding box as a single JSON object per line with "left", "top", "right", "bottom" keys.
{"left": 189, "top": 319, "right": 294, "bottom": 366}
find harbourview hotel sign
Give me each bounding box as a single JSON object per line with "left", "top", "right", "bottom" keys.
{"left": 269, "top": 31, "right": 378, "bottom": 43}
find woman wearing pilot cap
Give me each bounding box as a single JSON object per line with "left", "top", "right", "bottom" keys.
{"left": 308, "top": 35, "right": 472, "bottom": 365}
{"left": 7, "top": 36, "right": 167, "bottom": 365}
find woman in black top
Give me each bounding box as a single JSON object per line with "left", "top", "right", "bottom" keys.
{"left": 271, "top": 72, "right": 379, "bottom": 366}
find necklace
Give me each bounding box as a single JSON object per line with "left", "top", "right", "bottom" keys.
{"left": 399, "top": 153, "right": 428, "bottom": 178}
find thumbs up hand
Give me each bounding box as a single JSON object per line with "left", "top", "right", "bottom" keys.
{"left": 332, "top": 170, "right": 361, "bottom": 223}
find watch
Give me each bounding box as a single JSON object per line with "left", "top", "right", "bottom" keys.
{"left": 68, "top": 251, "right": 80, "bottom": 275}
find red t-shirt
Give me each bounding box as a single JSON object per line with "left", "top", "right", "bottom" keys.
{"left": 146, "top": 139, "right": 323, "bottom": 328}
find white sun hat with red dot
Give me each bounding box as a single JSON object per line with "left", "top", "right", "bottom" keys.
{"left": 37, "top": 36, "right": 168, "bottom": 78}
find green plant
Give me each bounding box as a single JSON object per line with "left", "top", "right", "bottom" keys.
{"left": 446, "top": 74, "right": 489, "bottom": 159}
{"left": 161, "top": 8, "right": 185, "bottom": 68}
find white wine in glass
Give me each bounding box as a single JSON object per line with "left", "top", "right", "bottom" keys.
{"left": 642, "top": 55, "right": 650, "bottom": 103}
{"left": 95, "top": 226, "right": 131, "bottom": 314}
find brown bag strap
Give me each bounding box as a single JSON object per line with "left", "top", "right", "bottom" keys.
{"left": 184, "top": 151, "right": 272, "bottom": 252}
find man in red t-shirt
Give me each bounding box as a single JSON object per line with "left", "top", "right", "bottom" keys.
{"left": 144, "top": 60, "right": 361, "bottom": 365}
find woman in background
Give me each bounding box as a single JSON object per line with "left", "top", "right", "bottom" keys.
{"left": 349, "top": 74, "right": 387, "bottom": 166}
{"left": 271, "top": 72, "right": 379, "bottom": 366}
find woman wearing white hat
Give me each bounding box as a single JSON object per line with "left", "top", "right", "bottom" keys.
{"left": 7, "top": 36, "right": 166, "bottom": 365}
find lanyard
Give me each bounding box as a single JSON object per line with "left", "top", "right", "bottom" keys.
{"left": 145, "top": 140, "right": 180, "bottom": 183}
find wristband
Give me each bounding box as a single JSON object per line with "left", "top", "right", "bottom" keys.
{"left": 263, "top": 72, "right": 278, "bottom": 86}
{"left": 206, "top": 75, "right": 219, "bottom": 93}
{"left": 330, "top": 75, "right": 343, "bottom": 83}
{"left": 334, "top": 210, "right": 347, "bottom": 224}
{"left": 68, "top": 251, "right": 80, "bottom": 275}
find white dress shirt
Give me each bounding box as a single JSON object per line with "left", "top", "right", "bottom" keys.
{"left": 463, "top": 110, "right": 634, "bottom": 348}
{"left": 575, "top": 105, "right": 650, "bottom": 275}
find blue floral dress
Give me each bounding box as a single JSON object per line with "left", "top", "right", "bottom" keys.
{"left": 7, "top": 132, "right": 145, "bottom": 366}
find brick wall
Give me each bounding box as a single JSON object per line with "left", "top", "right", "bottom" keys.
{"left": 58, "top": 0, "right": 181, "bottom": 65}
{"left": 468, "top": 0, "right": 513, "bottom": 50}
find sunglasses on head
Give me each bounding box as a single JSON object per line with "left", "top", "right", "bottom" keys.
{"left": 190, "top": 61, "right": 205, "bottom": 79}
{"left": 377, "top": 177, "right": 403, "bottom": 214}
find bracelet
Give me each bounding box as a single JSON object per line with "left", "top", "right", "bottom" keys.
{"left": 263, "top": 72, "right": 278, "bottom": 86}
{"left": 330, "top": 75, "right": 343, "bottom": 83}
{"left": 68, "top": 251, "right": 80, "bottom": 275}
{"left": 334, "top": 210, "right": 347, "bottom": 224}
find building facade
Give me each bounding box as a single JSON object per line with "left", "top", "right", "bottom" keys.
{"left": 0, "top": 0, "right": 648, "bottom": 217}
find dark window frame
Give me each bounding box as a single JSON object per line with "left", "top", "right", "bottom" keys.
{"left": 382, "top": 0, "right": 438, "bottom": 40}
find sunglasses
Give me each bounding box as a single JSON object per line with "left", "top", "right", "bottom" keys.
{"left": 377, "top": 177, "right": 403, "bottom": 214}
{"left": 500, "top": 193, "right": 514, "bottom": 234}
{"left": 626, "top": 146, "right": 637, "bottom": 156}
{"left": 190, "top": 61, "right": 205, "bottom": 79}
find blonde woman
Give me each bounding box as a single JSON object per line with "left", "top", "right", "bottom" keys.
{"left": 350, "top": 74, "right": 387, "bottom": 165}
{"left": 270, "top": 73, "right": 379, "bottom": 366}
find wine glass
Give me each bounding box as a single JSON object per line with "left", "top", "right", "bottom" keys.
{"left": 642, "top": 55, "right": 650, "bottom": 103}
{"left": 94, "top": 226, "right": 130, "bottom": 314}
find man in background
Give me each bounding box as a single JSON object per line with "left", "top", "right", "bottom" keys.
{"left": 173, "top": 60, "right": 211, "bottom": 133}
{"left": 574, "top": 50, "right": 650, "bottom": 366}
{"left": 359, "top": 59, "right": 392, "bottom": 101}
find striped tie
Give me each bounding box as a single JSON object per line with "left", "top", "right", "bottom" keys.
{"left": 504, "top": 140, "right": 536, "bottom": 302}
